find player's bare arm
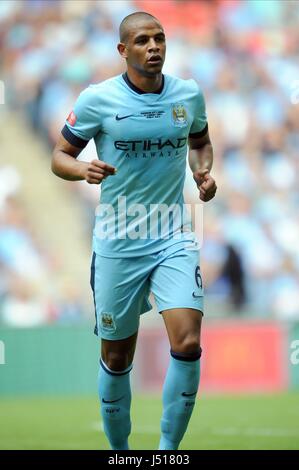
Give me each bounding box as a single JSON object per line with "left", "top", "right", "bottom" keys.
{"left": 52, "top": 134, "right": 116, "bottom": 184}
{"left": 188, "top": 130, "right": 217, "bottom": 202}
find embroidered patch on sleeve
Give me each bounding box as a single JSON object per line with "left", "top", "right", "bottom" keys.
{"left": 67, "top": 111, "right": 77, "bottom": 126}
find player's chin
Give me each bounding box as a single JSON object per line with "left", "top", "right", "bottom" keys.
{"left": 145, "top": 62, "right": 163, "bottom": 74}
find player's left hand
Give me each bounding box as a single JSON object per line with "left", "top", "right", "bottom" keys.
{"left": 193, "top": 169, "right": 217, "bottom": 202}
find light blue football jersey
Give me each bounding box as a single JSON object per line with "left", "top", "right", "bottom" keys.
{"left": 63, "top": 73, "right": 208, "bottom": 258}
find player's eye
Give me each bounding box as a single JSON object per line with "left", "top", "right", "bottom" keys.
{"left": 136, "top": 38, "right": 147, "bottom": 44}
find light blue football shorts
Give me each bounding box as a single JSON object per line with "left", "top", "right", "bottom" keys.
{"left": 90, "top": 241, "right": 204, "bottom": 340}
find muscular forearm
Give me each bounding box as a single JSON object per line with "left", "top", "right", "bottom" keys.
{"left": 188, "top": 137, "right": 217, "bottom": 201}
{"left": 52, "top": 141, "right": 116, "bottom": 185}
{"left": 188, "top": 143, "right": 213, "bottom": 174}
{"left": 51, "top": 150, "right": 88, "bottom": 181}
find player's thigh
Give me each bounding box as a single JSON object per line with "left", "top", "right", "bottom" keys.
{"left": 150, "top": 246, "right": 203, "bottom": 353}
{"left": 90, "top": 252, "right": 151, "bottom": 341}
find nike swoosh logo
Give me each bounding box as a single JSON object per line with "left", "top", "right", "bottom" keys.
{"left": 192, "top": 292, "right": 201, "bottom": 298}
{"left": 115, "top": 114, "right": 134, "bottom": 121}
{"left": 182, "top": 391, "right": 197, "bottom": 397}
{"left": 102, "top": 396, "right": 124, "bottom": 404}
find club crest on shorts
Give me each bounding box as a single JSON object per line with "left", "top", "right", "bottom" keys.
{"left": 100, "top": 313, "right": 116, "bottom": 332}
{"left": 172, "top": 103, "right": 188, "bottom": 127}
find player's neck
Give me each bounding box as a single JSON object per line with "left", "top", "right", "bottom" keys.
{"left": 126, "top": 69, "right": 163, "bottom": 93}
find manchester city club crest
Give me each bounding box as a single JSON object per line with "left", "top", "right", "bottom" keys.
{"left": 172, "top": 103, "right": 188, "bottom": 127}
{"left": 100, "top": 312, "right": 116, "bottom": 332}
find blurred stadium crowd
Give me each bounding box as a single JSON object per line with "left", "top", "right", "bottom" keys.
{"left": 0, "top": 0, "right": 299, "bottom": 326}
{"left": 0, "top": 167, "right": 85, "bottom": 326}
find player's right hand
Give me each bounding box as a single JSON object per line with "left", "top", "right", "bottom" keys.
{"left": 85, "top": 159, "right": 117, "bottom": 184}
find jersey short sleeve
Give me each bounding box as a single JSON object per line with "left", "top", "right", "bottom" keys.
{"left": 62, "top": 86, "right": 102, "bottom": 148}
{"left": 189, "top": 81, "right": 208, "bottom": 137}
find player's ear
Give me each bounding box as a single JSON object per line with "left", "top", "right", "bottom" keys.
{"left": 117, "top": 43, "right": 128, "bottom": 59}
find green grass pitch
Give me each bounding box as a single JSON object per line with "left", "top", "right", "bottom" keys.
{"left": 1, "top": 393, "right": 299, "bottom": 450}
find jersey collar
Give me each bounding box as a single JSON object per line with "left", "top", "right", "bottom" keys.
{"left": 122, "top": 72, "right": 164, "bottom": 95}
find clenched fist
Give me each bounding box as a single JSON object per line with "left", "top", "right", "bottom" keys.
{"left": 85, "top": 159, "right": 117, "bottom": 184}
{"left": 193, "top": 169, "right": 217, "bottom": 202}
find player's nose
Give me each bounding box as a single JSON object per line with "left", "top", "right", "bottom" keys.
{"left": 148, "top": 38, "right": 160, "bottom": 52}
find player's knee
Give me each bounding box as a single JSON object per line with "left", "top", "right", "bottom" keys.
{"left": 102, "top": 351, "right": 131, "bottom": 372}
{"left": 171, "top": 334, "right": 201, "bottom": 356}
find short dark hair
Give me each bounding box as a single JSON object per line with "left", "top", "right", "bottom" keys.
{"left": 119, "top": 11, "right": 161, "bottom": 43}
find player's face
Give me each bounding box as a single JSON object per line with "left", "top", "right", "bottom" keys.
{"left": 123, "top": 20, "right": 166, "bottom": 77}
